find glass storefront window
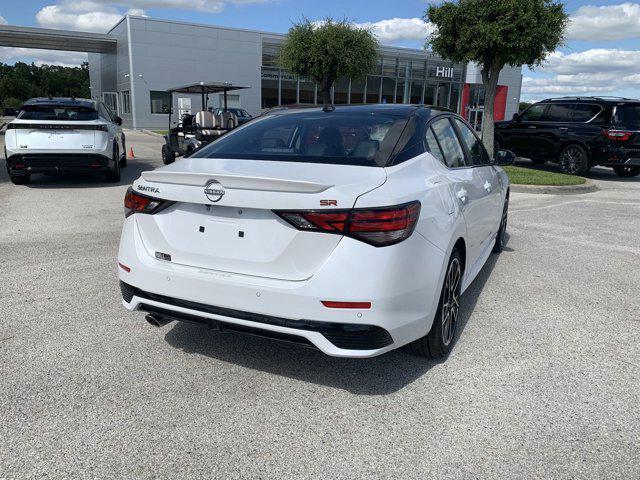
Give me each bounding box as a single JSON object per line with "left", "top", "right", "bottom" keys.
{"left": 450, "top": 83, "right": 462, "bottom": 113}
{"left": 299, "top": 79, "right": 316, "bottom": 104}
{"left": 366, "top": 76, "right": 381, "bottom": 104}
{"left": 350, "top": 78, "right": 365, "bottom": 104}
{"left": 411, "top": 60, "right": 426, "bottom": 80}
{"left": 436, "top": 83, "right": 451, "bottom": 108}
{"left": 424, "top": 83, "right": 437, "bottom": 105}
{"left": 410, "top": 80, "right": 424, "bottom": 104}
{"left": 261, "top": 68, "right": 279, "bottom": 109}
{"left": 382, "top": 57, "right": 397, "bottom": 77}
{"left": 280, "top": 76, "right": 297, "bottom": 105}
{"left": 262, "top": 43, "right": 279, "bottom": 67}
{"left": 395, "top": 79, "right": 406, "bottom": 104}
{"left": 334, "top": 78, "right": 349, "bottom": 104}
{"left": 150, "top": 91, "right": 171, "bottom": 114}
{"left": 381, "top": 77, "right": 395, "bottom": 104}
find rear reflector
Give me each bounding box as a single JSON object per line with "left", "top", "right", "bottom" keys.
{"left": 275, "top": 201, "right": 421, "bottom": 247}
{"left": 321, "top": 301, "right": 372, "bottom": 309}
{"left": 124, "top": 187, "right": 174, "bottom": 218}
{"left": 118, "top": 262, "right": 131, "bottom": 272}
{"left": 604, "top": 129, "right": 634, "bottom": 141}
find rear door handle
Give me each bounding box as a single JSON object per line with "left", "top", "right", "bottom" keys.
{"left": 528, "top": 126, "right": 537, "bottom": 129}
{"left": 559, "top": 127, "right": 568, "bottom": 132}
{"left": 457, "top": 188, "right": 468, "bottom": 204}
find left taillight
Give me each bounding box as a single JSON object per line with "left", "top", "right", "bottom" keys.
{"left": 275, "top": 201, "right": 421, "bottom": 247}
{"left": 124, "top": 187, "right": 173, "bottom": 218}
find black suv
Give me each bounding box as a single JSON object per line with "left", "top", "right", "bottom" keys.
{"left": 495, "top": 97, "right": 640, "bottom": 177}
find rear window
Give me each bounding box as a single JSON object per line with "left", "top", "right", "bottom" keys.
{"left": 191, "top": 111, "right": 409, "bottom": 166}
{"left": 17, "top": 105, "right": 99, "bottom": 121}
{"left": 614, "top": 105, "right": 640, "bottom": 130}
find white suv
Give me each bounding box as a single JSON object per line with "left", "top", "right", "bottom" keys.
{"left": 118, "top": 105, "right": 513, "bottom": 359}
{"left": 4, "top": 97, "right": 126, "bottom": 184}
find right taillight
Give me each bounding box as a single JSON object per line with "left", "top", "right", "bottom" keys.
{"left": 124, "top": 187, "right": 173, "bottom": 218}
{"left": 604, "top": 129, "right": 634, "bottom": 141}
{"left": 275, "top": 201, "right": 420, "bottom": 247}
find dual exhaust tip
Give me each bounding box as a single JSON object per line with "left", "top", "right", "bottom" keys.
{"left": 145, "top": 313, "right": 173, "bottom": 328}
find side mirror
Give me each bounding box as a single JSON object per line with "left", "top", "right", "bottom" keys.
{"left": 495, "top": 149, "right": 516, "bottom": 166}
{"left": 115, "top": 116, "right": 123, "bottom": 126}
{"left": 512, "top": 113, "right": 519, "bottom": 121}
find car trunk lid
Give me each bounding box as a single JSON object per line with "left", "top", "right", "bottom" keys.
{"left": 132, "top": 157, "right": 387, "bottom": 280}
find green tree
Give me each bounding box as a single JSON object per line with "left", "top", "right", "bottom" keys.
{"left": 278, "top": 18, "right": 379, "bottom": 108}
{"left": 426, "top": 0, "right": 568, "bottom": 154}
{"left": 519, "top": 101, "right": 533, "bottom": 113}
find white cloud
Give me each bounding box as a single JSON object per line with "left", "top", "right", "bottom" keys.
{"left": 0, "top": 47, "right": 87, "bottom": 67}
{"left": 355, "top": 17, "right": 434, "bottom": 43}
{"left": 522, "top": 48, "right": 640, "bottom": 99}
{"left": 34, "top": 0, "right": 270, "bottom": 32}
{"left": 0, "top": 13, "right": 7, "bottom": 25}
{"left": 568, "top": 2, "right": 640, "bottom": 41}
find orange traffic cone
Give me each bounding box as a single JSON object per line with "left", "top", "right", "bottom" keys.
{"left": 128, "top": 146, "right": 135, "bottom": 159}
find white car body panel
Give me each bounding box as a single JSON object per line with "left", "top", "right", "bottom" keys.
{"left": 117, "top": 108, "right": 509, "bottom": 357}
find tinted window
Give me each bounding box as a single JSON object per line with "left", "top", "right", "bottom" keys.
{"left": 191, "top": 111, "right": 409, "bottom": 167}
{"left": 570, "top": 104, "right": 602, "bottom": 122}
{"left": 520, "top": 104, "right": 547, "bottom": 122}
{"left": 17, "top": 105, "right": 99, "bottom": 121}
{"left": 430, "top": 118, "right": 466, "bottom": 168}
{"left": 425, "top": 127, "right": 445, "bottom": 164}
{"left": 614, "top": 105, "right": 640, "bottom": 129}
{"left": 545, "top": 104, "right": 572, "bottom": 122}
{"left": 454, "top": 118, "right": 486, "bottom": 165}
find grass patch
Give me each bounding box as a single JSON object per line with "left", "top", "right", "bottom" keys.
{"left": 152, "top": 130, "right": 168, "bottom": 135}
{"left": 503, "top": 166, "right": 586, "bottom": 186}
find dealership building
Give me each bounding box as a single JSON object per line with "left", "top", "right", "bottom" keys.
{"left": 0, "top": 16, "right": 522, "bottom": 130}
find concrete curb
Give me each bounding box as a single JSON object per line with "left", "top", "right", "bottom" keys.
{"left": 140, "top": 129, "right": 165, "bottom": 138}
{"left": 511, "top": 179, "right": 598, "bottom": 195}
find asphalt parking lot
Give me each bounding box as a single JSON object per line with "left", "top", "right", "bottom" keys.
{"left": 1, "top": 130, "right": 638, "bottom": 479}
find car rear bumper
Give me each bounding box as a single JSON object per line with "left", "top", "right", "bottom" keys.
{"left": 117, "top": 215, "right": 447, "bottom": 358}
{"left": 5, "top": 153, "right": 113, "bottom": 174}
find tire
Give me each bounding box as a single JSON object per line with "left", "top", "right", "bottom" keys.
{"left": 162, "top": 144, "right": 175, "bottom": 165}
{"left": 493, "top": 194, "right": 509, "bottom": 253}
{"left": 558, "top": 144, "right": 590, "bottom": 175}
{"left": 10, "top": 173, "right": 30, "bottom": 185}
{"left": 105, "top": 144, "right": 121, "bottom": 183}
{"left": 531, "top": 158, "right": 547, "bottom": 165}
{"left": 410, "top": 249, "right": 463, "bottom": 359}
{"left": 613, "top": 166, "right": 640, "bottom": 178}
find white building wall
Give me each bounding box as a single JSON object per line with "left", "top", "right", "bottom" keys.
{"left": 465, "top": 63, "right": 523, "bottom": 120}
{"left": 126, "top": 16, "right": 262, "bottom": 130}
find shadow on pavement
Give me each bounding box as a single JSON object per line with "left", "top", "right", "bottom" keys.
{"left": 163, "top": 250, "right": 501, "bottom": 395}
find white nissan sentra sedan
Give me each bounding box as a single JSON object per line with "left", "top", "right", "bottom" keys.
{"left": 117, "top": 105, "right": 514, "bottom": 359}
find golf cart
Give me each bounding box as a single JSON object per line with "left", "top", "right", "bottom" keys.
{"left": 161, "top": 81, "right": 250, "bottom": 164}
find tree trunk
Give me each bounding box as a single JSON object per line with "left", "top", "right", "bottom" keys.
{"left": 320, "top": 77, "right": 332, "bottom": 108}
{"left": 480, "top": 62, "right": 503, "bottom": 159}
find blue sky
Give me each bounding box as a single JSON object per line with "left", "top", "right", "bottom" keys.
{"left": 1, "top": 0, "right": 639, "bottom": 101}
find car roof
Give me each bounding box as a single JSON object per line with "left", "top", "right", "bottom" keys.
{"left": 22, "top": 97, "right": 97, "bottom": 109}
{"left": 264, "top": 103, "right": 453, "bottom": 120}
{"left": 538, "top": 96, "right": 640, "bottom": 105}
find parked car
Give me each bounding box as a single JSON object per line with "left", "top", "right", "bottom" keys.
{"left": 117, "top": 105, "right": 514, "bottom": 359}
{"left": 495, "top": 96, "right": 640, "bottom": 177}
{"left": 4, "top": 97, "right": 126, "bottom": 184}
{"left": 212, "top": 107, "right": 253, "bottom": 126}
